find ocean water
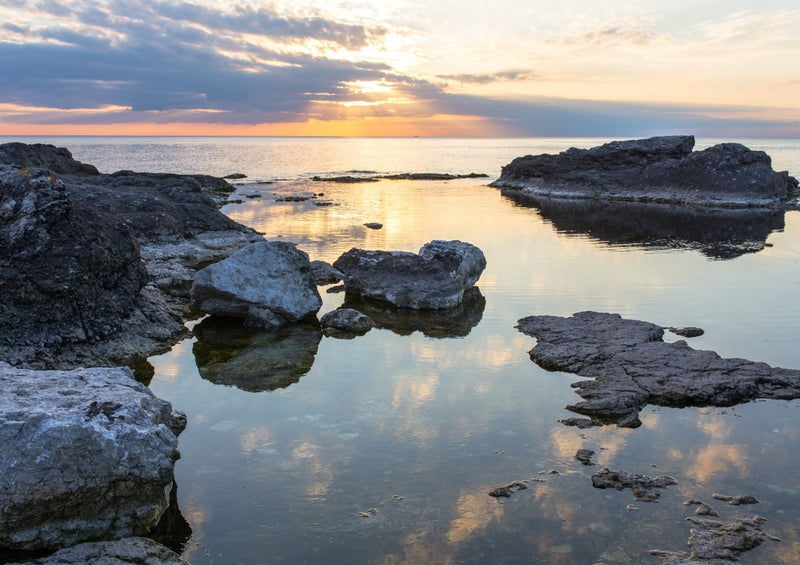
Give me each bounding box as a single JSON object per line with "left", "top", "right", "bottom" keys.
{"left": 4, "top": 136, "right": 800, "bottom": 564}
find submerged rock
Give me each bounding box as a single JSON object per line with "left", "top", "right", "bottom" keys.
{"left": 192, "top": 317, "right": 322, "bottom": 392}
{"left": 5, "top": 537, "right": 189, "bottom": 565}
{"left": 333, "top": 240, "right": 486, "bottom": 310}
{"left": 488, "top": 481, "right": 529, "bottom": 498}
{"left": 591, "top": 468, "right": 677, "bottom": 501}
{"left": 0, "top": 363, "right": 185, "bottom": 551}
{"left": 191, "top": 240, "right": 322, "bottom": 328}
{"left": 492, "top": 135, "right": 798, "bottom": 207}
{"left": 516, "top": 311, "right": 800, "bottom": 427}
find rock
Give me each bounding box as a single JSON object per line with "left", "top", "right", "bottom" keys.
{"left": 5, "top": 537, "right": 189, "bottom": 565}
{"left": 379, "top": 172, "right": 489, "bottom": 180}
{"left": 342, "top": 287, "right": 485, "bottom": 338}
{"left": 669, "top": 327, "right": 705, "bottom": 338}
{"left": 224, "top": 173, "right": 247, "bottom": 179}
{"left": 575, "top": 449, "right": 596, "bottom": 465}
{"left": 364, "top": 222, "right": 383, "bottom": 230}
{"left": 488, "top": 482, "right": 528, "bottom": 498}
{"left": 192, "top": 317, "right": 322, "bottom": 392}
{"left": 0, "top": 142, "right": 99, "bottom": 175}
{"left": 191, "top": 241, "right": 323, "bottom": 328}
{"left": 500, "top": 193, "right": 787, "bottom": 260}
{"left": 0, "top": 363, "right": 185, "bottom": 551}
{"left": 491, "top": 135, "right": 798, "bottom": 207}
{"left": 333, "top": 240, "right": 487, "bottom": 309}
{"left": 310, "top": 260, "right": 344, "bottom": 285}
{"left": 590, "top": 468, "right": 677, "bottom": 501}
{"left": 559, "top": 417, "right": 602, "bottom": 429}
{"left": 516, "top": 311, "right": 800, "bottom": 427}
{"left": 712, "top": 493, "right": 759, "bottom": 506}
{"left": 650, "top": 516, "right": 776, "bottom": 563}
{"left": 320, "top": 308, "right": 375, "bottom": 338}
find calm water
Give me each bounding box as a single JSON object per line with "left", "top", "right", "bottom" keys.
{"left": 5, "top": 137, "right": 800, "bottom": 564}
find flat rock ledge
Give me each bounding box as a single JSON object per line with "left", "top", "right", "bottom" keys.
{"left": 5, "top": 537, "right": 188, "bottom": 565}
{"left": 491, "top": 135, "right": 799, "bottom": 207}
{"left": 0, "top": 363, "right": 186, "bottom": 551}
{"left": 516, "top": 311, "right": 800, "bottom": 427}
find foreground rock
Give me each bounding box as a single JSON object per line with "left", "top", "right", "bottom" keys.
{"left": 191, "top": 240, "right": 322, "bottom": 328}
{"left": 0, "top": 143, "right": 261, "bottom": 369}
{"left": 6, "top": 537, "right": 189, "bottom": 565}
{"left": 516, "top": 311, "right": 800, "bottom": 427}
{"left": 333, "top": 240, "right": 486, "bottom": 309}
{"left": 0, "top": 363, "right": 186, "bottom": 551}
{"left": 491, "top": 135, "right": 798, "bottom": 207}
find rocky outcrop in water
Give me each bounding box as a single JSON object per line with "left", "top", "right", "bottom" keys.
{"left": 0, "top": 143, "right": 261, "bottom": 369}
{"left": 0, "top": 363, "right": 186, "bottom": 551}
{"left": 5, "top": 537, "right": 189, "bottom": 565}
{"left": 191, "top": 240, "right": 322, "bottom": 328}
{"left": 333, "top": 240, "right": 486, "bottom": 309}
{"left": 491, "top": 135, "right": 798, "bottom": 207}
{"left": 516, "top": 311, "right": 800, "bottom": 427}
{"left": 320, "top": 308, "right": 375, "bottom": 338}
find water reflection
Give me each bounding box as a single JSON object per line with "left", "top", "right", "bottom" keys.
{"left": 148, "top": 480, "right": 192, "bottom": 554}
{"left": 502, "top": 192, "right": 786, "bottom": 259}
{"left": 192, "top": 317, "right": 322, "bottom": 392}
{"left": 342, "top": 287, "right": 486, "bottom": 338}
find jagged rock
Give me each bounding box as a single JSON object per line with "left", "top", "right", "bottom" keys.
{"left": 650, "top": 516, "right": 776, "bottom": 563}
{"left": 491, "top": 135, "right": 798, "bottom": 207}
{"left": 712, "top": 493, "right": 759, "bottom": 506}
{"left": 333, "top": 240, "right": 486, "bottom": 309}
{"left": 192, "top": 317, "right": 321, "bottom": 392}
{"left": 320, "top": 308, "right": 375, "bottom": 338}
{"left": 516, "top": 311, "right": 800, "bottom": 427}
{"left": 575, "top": 449, "right": 596, "bottom": 466}
{"left": 0, "top": 142, "right": 99, "bottom": 175}
{"left": 488, "top": 482, "right": 528, "bottom": 498}
{"left": 191, "top": 241, "right": 322, "bottom": 328}
{"left": 0, "top": 363, "right": 185, "bottom": 551}
{"left": 591, "top": 468, "right": 677, "bottom": 501}
{"left": 5, "top": 537, "right": 189, "bottom": 565}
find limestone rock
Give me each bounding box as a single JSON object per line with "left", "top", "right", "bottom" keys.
{"left": 5, "top": 537, "right": 189, "bottom": 565}
{"left": 491, "top": 135, "right": 798, "bottom": 206}
{"left": 191, "top": 241, "right": 323, "bottom": 328}
{"left": 333, "top": 240, "right": 486, "bottom": 309}
{"left": 516, "top": 311, "right": 800, "bottom": 427}
{"left": 0, "top": 363, "right": 185, "bottom": 551}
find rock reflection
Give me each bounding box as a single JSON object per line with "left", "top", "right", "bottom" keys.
{"left": 148, "top": 480, "right": 192, "bottom": 555}
{"left": 502, "top": 192, "right": 786, "bottom": 259}
{"left": 341, "top": 287, "right": 486, "bottom": 338}
{"left": 192, "top": 317, "right": 321, "bottom": 392}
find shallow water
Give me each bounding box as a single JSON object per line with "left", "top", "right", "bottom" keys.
{"left": 5, "top": 136, "right": 800, "bottom": 563}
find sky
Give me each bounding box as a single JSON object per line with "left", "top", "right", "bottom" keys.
{"left": 1, "top": 0, "right": 799, "bottom": 137}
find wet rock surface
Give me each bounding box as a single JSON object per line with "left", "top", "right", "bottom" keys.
{"left": 591, "top": 468, "right": 678, "bottom": 502}
{"left": 320, "top": 308, "right": 375, "bottom": 338}
{"left": 191, "top": 240, "right": 322, "bottom": 328}
{"left": 4, "top": 537, "right": 189, "bottom": 565}
{"left": 192, "top": 318, "right": 322, "bottom": 392}
{"left": 0, "top": 363, "right": 185, "bottom": 551}
{"left": 333, "top": 240, "right": 486, "bottom": 309}
{"left": 516, "top": 311, "right": 800, "bottom": 427}
{"left": 492, "top": 135, "right": 798, "bottom": 207}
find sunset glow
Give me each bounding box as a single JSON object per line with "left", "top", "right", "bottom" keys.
{"left": 1, "top": 1, "right": 799, "bottom": 136}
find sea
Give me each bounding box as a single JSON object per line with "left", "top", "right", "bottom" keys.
{"left": 3, "top": 136, "right": 800, "bottom": 564}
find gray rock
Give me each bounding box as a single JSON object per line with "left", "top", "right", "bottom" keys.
{"left": 364, "top": 222, "right": 383, "bottom": 230}
{"left": 591, "top": 468, "right": 677, "bottom": 501}
{"left": 191, "top": 241, "right": 323, "bottom": 328}
{"left": 650, "top": 516, "right": 776, "bottom": 563}
{"left": 310, "top": 259, "right": 344, "bottom": 285}
{"left": 516, "top": 311, "right": 800, "bottom": 427}
{"left": 333, "top": 240, "right": 486, "bottom": 309}
{"left": 0, "top": 142, "right": 100, "bottom": 176}
{"left": 5, "top": 537, "right": 189, "bottom": 565}
{"left": 320, "top": 308, "right": 375, "bottom": 338}
{"left": 192, "top": 318, "right": 321, "bottom": 392}
{"left": 575, "top": 449, "right": 596, "bottom": 466}
{"left": 0, "top": 363, "right": 185, "bottom": 551}
{"left": 669, "top": 326, "right": 705, "bottom": 338}
{"left": 491, "top": 135, "right": 798, "bottom": 206}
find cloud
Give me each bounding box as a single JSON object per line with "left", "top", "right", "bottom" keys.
{"left": 436, "top": 70, "right": 545, "bottom": 85}
{"left": 551, "top": 23, "right": 658, "bottom": 48}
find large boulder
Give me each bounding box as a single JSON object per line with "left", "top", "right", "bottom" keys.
{"left": 0, "top": 363, "right": 186, "bottom": 551}
{"left": 332, "top": 240, "right": 487, "bottom": 309}
{"left": 491, "top": 135, "right": 798, "bottom": 206}
{"left": 516, "top": 311, "right": 800, "bottom": 427}
{"left": 0, "top": 142, "right": 100, "bottom": 176}
{"left": 190, "top": 240, "right": 323, "bottom": 328}
{"left": 5, "top": 537, "right": 189, "bottom": 565}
